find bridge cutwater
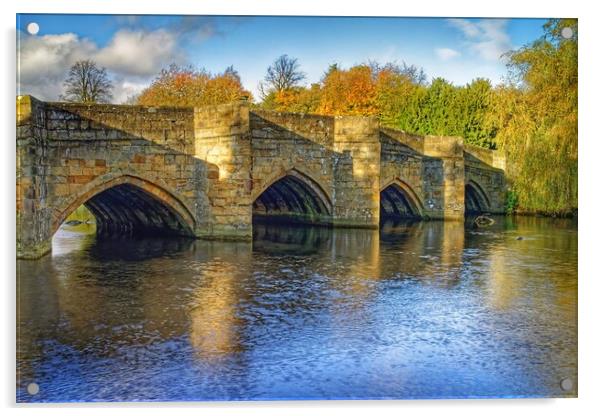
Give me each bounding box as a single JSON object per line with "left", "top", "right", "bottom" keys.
{"left": 16, "top": 95, "right": 506, "bottom": 259}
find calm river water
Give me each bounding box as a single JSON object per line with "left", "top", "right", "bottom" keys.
{"left": 17, "top": 216, "right": 577, "bottom": 402}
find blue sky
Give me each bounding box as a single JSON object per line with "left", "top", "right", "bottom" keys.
{"left": 16, "top": 14, "right": 547, "bottom": 103}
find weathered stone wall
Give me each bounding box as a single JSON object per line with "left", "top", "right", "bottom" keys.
{"left": 379, "top": 128, "right": 506, "bottom": 218}
{"left": 379, "top": 129, "right": 465, "bottom": 219}
{"left": 464, "top": 144, "right": 506, "bottom": 214}
{"left": 194, "top": 103, "right": 253, "bottom": 240}
{"left": 250, "top": 110, "right": 335, "bottom": 202}
{"left": 333, "top": 116, "right": 381, "bottom": 227}
{"left": 17, "top": 96, "right": 51, "bottom": 258}
{"left": 249, "top": 110, "right": 336, "bottom": 225}
{"left": 423, "top": 135, "right": 466, "bottom": 220}
{"left": 17, "top": 96, "right": 211, "bottom": 258}
{"left": 17, "top": 96, "right": 508, "bottom": 259}
{"left": 379, "top": 128, "right": 438, "bottom": 218}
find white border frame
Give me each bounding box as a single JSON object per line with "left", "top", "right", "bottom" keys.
{"left": 3, "top": 1, "right": 599, "bottom": 415}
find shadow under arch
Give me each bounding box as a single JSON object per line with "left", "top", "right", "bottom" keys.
{"left": 380, "top": 178, "right": 424, "bottom": 221}
{"left": 52, "top": 174, "right": 197, "bottom": 238}
{"left": 252, "top": 168, "right": 333, "bottom": 225}
{"left": 465, "top": 180, "right": 491, "bottom": 215}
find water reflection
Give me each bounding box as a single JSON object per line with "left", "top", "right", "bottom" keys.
{"left": 17, "top": 217, "right": 577, "bottom": 401}
{"left": 190, "top": 244, "right": 251, "bottom": 361}
{"left": 252, "top": 221, "right": 332, "bottom": 255}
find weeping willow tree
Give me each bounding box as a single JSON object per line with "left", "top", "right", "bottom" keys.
{"left": 490, "top": 19, "right": 577, "bottom": 215}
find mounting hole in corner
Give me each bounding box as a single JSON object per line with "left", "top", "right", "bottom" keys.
{"left": 26, "top": 22, "right": 40, "bottom": 35}
{"left": 27, "top": 382, "right": 39, "bottom": 395}
{"left": 560, "top": 377, "right": 574, "bottom": 392}
{"left": 561, "top": 27, "right": 573, "bottom": 39}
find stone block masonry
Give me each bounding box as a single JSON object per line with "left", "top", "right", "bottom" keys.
{"left": 16, "top": 96, "right": 507, "bottom": 259}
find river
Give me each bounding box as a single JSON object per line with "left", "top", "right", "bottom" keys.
{"left": 16, "top": 216, "right": 577, "bottom": 402}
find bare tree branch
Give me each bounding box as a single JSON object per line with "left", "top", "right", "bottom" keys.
{"left": 259, "top": 55, "right": 306, "bottom": 99}
{"left": 60, "top": 60, "right": 113, "bottom": 103}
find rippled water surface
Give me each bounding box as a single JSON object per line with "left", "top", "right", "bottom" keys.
{"left": 17, "top": 217, "right": 577, "bottom": 402}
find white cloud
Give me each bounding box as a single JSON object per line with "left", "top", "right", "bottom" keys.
{"left": 95, "top": 29, "right": 184, "bottom": 77}
{"left": 435, "top": 48, "right": 460, "bottom": 61}
{"left": 17, "top": 29, "right": 187, "bottom": 103}
{"left": 110, "top": 78, "right": 150, "bottom": 104}
{"left": 18, "top": 33, "right": 97, "bottom": 100}
{"left": 18, "top": 33, "right": 94, "bottom": 84}
{"left": 447, "top": 18, "right": 512, "bottom": 62}
{"left": 447, "top": 18, "right": 481, "bottom": 38}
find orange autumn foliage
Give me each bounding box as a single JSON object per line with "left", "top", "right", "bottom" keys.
{"left": 265, "top": 63, "right": 418, "bottom": 118}
{"left": 317, "top": 65, "right": 378, "bottom": 116}
{"left": 137, "top": 64, "right": 252, "bottom": 107}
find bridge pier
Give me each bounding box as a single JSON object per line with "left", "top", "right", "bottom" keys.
{"left": 17, "top": 96, "right": 54, "bottom": 259}
{"left": 194, "top": 103, "right": 254, "bottom": 240}
{"left": 18, "top": 235, "right": 53, "bottom": 260}
{"left": 423, "top": 135, "right": 466, "bottom": 220}
{"left": 332, "top": 115, "right": 381, "bottom": 228}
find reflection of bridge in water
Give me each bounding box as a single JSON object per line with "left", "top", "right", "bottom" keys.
{"left": 17, "top": 218, "right": 576, "bottom": 379}
{"left": 17, "top": 95, "right": 506, "bottom": 258}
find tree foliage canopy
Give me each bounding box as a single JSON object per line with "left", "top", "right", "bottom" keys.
{"left": 136, "top": 64, "right": 252, "bottom": 107}
{"left": 490, "top": 18, "right": 577, "bottom": 215}
{"left": 258, "top": 61, "right": 498, "bottom": 149}
{"left": 80, "top": 19, "right": 576, "bottom": 216}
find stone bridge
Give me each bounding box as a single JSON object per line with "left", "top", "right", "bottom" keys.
{"left": 16, "top": 95, "right": 506, "bottom": 259}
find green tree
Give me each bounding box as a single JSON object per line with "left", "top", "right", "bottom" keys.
{"left": 420, "top": 78, "right": 461, "bottom": 136}
{"left": 374, "top": 65, "right": 426, "bottom": 131}
{"left": 459, "top": 78, "right": 497, "bottom": 148}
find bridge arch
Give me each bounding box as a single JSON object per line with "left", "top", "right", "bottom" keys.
{"left": 380, "top": 178, "right": 424, "bottom": 220}
{"left": 252, "top": 168, "right": 333, "bottom": 225}
{"left": 52, "top": 173, "right": 197, "bottom": 238}
{"left": 465, "top": 179, "right": 491, "bottom": 215}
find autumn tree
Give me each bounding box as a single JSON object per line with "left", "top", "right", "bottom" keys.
{"left": 61, "top": 60, "right": 113, "bottom": 103}
{"left": 137, "top": 64, "right": 252, "bottom": 107}
{"left": 261, "top": 84, "right": 321, "bottom": 113}
{"left": 259, "top": 61, "right": 430, "bottom": 119}
{"left": 318, "top": 64, "right": 378, "bottom": 116}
